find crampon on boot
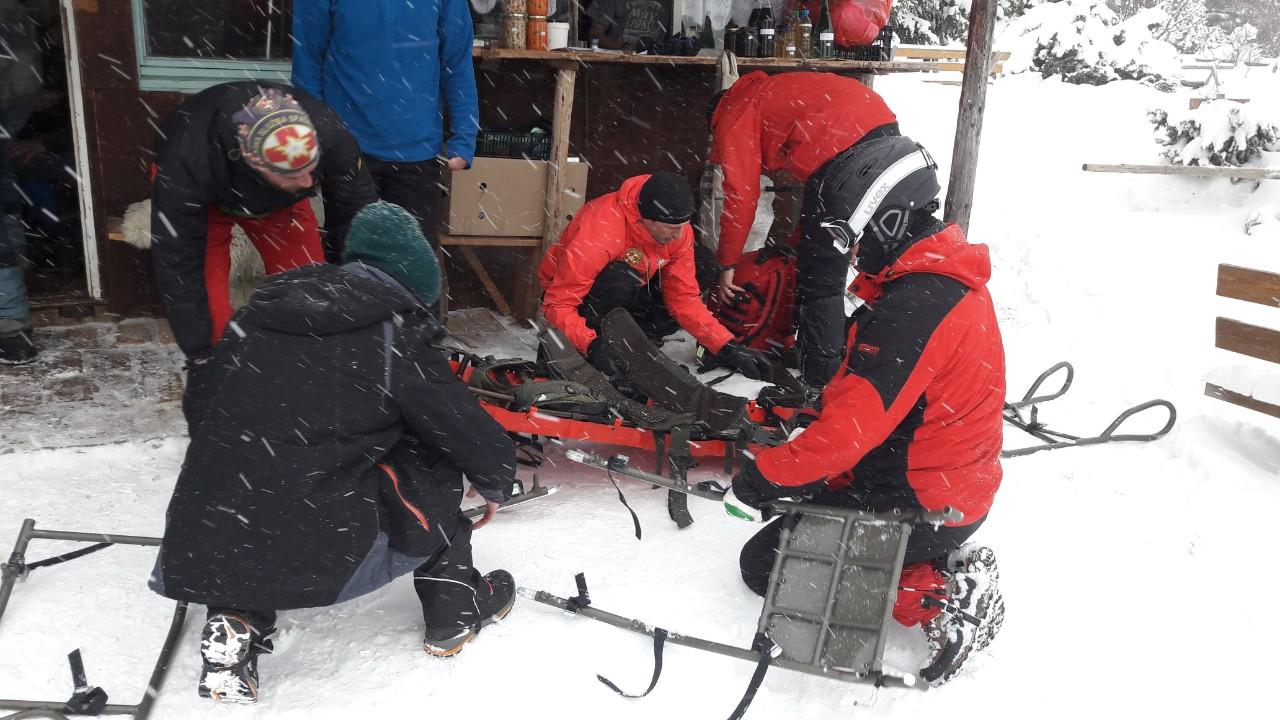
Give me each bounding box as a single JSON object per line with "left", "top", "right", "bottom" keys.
{"left": 919, "top": 554, "right": 1004, "bottom": 685}
{"left": 423, "top": 569, "right": 516, "bottom": 657}
{"left": 198, "top": 613, "right": 273, "bottom": 703}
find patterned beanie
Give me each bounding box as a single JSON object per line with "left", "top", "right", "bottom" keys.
{"left": 233, "top": 88, "right": 321, "bottom": 176}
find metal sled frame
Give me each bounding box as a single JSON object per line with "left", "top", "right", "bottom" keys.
{"left": 528, "top": 503, "right": 925, "bottom": 693}
{"left": 1002, "top": 362, "right": 1177, "bottom": 458}
{"left": 758, "top": 505, "right": 911, "bottom": 681}
{"left": 0, "top": 487, "right": 551, "bottom": 720}
{"left": 551, "top": 453, "right": 959, "bottom": 694}
{"left": 0, "top": 519, "right": 186, "bottom": 720}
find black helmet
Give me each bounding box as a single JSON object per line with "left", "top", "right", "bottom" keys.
{"left": 815, "top": 136, "right": 941, "bottom": 271}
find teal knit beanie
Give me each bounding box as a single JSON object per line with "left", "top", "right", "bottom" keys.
{"left": 341, "top": 201, "right": 441, "bottom": 305}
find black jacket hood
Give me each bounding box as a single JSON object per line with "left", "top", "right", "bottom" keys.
{"left": 246, "top": 264, "right": 419, "bottom": 336}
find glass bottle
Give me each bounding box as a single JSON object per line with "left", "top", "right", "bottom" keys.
{"left": 757, "top": 2, "right": 775, "bottom": 58}
{"left": 816, "top": 0, "right": 834, "bottom": 59}
{"left": 725, "top": 19, "right": 739, "bottom": 56}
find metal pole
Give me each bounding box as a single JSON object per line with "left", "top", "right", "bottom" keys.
{"left": 530, "top": 589, "right": 920, "bottom": 689}
{"left": 134, "top": 603, "right": 188, "bottom": 720}
{"left": 0, "top": 519, "right": 38, "bottom": 622}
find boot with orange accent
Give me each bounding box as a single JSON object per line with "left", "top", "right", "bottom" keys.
{"left": 422, "top": 569, "right": 515, "bottom": 657}
{"left": 198, "top": 611, "right": 273, "bottom": 703}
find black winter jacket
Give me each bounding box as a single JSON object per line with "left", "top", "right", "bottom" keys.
{"left": 150, "top": 80, "right": 378, "bottom": 356}
{"left": 149, "top": 264, "right": 515, "bottom": 610}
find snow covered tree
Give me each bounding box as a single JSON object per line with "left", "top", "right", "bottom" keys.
{"left": 891, "top": 0, "right": 973, "bottom": 46}
{"left": 997, "top": 0, "right": 1180, "bottom": 88}
{"left": 1150, "top": 100, "right": 1280, "bottom": 168}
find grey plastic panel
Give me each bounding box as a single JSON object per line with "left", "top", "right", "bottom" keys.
{"left": 757, "top": 505, "right": 912, "bottom": 680}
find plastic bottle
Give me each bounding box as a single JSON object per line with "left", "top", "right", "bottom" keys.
{"left": 725, "top": 20, "right": 739, "bottom": 56}
{"left": 796, "top": 8, "right": 812, "bottom": 60}
{"left": 783, "top": 11, "right": 799, "bottom": 59}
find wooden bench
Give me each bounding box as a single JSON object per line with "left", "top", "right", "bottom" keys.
{"left": 894, "top": 45, "right": 1010, "bottom": 76}
{"left": 1205, "top": 263, "right": 1280, "bottom": 418}
{"left": 439, "top": 233, "right": 541, "bottom": 319}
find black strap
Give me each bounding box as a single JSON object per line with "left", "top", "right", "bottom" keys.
{"left": 705, "top": 370, "right": 737, "bottom": 387}
{"left": 27, "top": 542, "right": 113, "bottom": 571}
{"left": 726, "top": 633, "right": 776, "bottom": 720}
{"left": 597, "top": 627, "right": 668, "bottom": 699}
{"left": 606, "top": 469, "right": 643, "bottom": 540}
{"left": 566, "top": 572, "right": 592, "bottom": 613}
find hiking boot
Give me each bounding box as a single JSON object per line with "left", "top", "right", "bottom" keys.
{"left": 945, "top": 545, "right": 1004, "bottom": 651}
{"left": 423, "top": 569, "right": 515, "bottom": 657}
{"left": 919, "top": 567, "right": 1002, "bottom": 686}
{"left": 946, "top": 543, "right": 1000, "bottom": 583}
{"left": 198, "top": 613, "right": 272, "bottom": 703}
{"left": 0, "top": 324, "right": 36, "bottom": 365}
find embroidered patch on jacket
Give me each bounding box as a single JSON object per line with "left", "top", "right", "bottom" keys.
{"left": 623, "top": 248, "right": 645, "bottom": 267}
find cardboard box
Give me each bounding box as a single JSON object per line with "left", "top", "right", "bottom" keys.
{"left": 443, "top": 157, "right": 589, "bottom": 237}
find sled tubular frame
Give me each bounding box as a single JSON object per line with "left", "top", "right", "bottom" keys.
{"left": 1001, "top": 361, "right": 1177, "bottom": 458}
{"left": 0, "top": 519, "right": 187, "bottom": 720}
{"left": 526, "top": 589, "right": 920, "bottom": 690}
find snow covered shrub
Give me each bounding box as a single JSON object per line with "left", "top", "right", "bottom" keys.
{"left": 892, "top": 0, "right": 972, "bottom": 45}
{"left": 998, "top": 0, "right": 1180, "bottom": 88}
{"left": 1149, "top": 100, "right": 1280, "bottom": 167}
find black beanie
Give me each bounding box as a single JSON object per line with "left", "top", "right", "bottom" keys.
{"left": 637, "top": 172, "right": 695, "bottom": 224}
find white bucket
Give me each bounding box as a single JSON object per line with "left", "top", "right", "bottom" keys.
{"left": 547, "top": 21, "right": 570, "bottom": 50}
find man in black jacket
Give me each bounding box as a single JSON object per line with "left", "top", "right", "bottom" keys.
{"left": 150, "top": 202, "right": 517, "bottom": 704}
{"left": 148, "top": 81, "right": 378, "bottom": 427}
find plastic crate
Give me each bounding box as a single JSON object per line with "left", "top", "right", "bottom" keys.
{"left": 475, "top": 130, "right": 552, "bottom": 160}
{"left": 838, "top": 25, "right": 894, "bottom": 62}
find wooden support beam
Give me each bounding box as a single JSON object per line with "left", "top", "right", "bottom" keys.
{"left": 519, "top": 63, "right": 578, "bottom": 321}
{"left": 1083, "top": 163, "right": 1280, "bottom": 181}
{"left": 1216, "top": 264, "right": 1280, "bottom": 308}
{"left": 943, "top": 0, "right": 997, "bottom": 233}
{"left": 440, "top": 235, "right": 542, "bottom": 248}
{"left": 1205, "top": 382, "right": 1280, "bottom": 419}
{"left": 1215, "top": 317, "right": 1280, "bottom": 365}
{"left": 461, "top": 247, "right": 514, "bottom": 318}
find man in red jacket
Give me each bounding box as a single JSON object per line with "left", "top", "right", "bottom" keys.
{"left": 725, "top": 137, "right": 1006, "bottom": 686}
{"left": 539, "top": 172, "right": 773, "bottom": 379}
{"left": 709, "top": 71, "right": 899, "bottom": 390}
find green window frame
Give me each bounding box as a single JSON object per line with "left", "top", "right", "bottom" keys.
{"left": 130, "top": 0, "right": 292, "bottom": 93}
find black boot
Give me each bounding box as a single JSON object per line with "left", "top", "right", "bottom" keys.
{"left": 0, "top": 324, "right": 36, "bottom": 365}
{"left": 197, "top": 611, "right": 275, "bottom": 703}
{"left": 422, "top": 569, "right": 516, "bottom": 657}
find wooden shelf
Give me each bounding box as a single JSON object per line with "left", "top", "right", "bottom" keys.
{"left": 472, "top": 47, "right": 940, "bottom": 74}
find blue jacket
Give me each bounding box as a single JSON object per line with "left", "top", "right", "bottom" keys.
{"left": 292, "top": 0, "right": 479, "bottom": 164}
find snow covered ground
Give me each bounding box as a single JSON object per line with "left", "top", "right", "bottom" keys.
{"left": 3, "top": 73, "right": 1279, "bottom": 719}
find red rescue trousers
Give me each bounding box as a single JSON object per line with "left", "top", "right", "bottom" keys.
{"left": 204, "top": 199, "right": 321, "bottom": 345}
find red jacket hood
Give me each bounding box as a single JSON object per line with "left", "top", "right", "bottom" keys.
{"left": 856, "top": 224, "right": 992, "bottom": 300}
{"left": 615, "top": 174, "right": 655, "bottom": 246}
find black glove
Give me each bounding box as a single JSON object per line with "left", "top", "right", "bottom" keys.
{"left": 731, "top": 460, "right": 789, "bottom": 510}
{"left": 717, "top": 341, "right": 775, "bottom": 381}
{"left": 587, "top": 337, "right": 622, "bottom": 376}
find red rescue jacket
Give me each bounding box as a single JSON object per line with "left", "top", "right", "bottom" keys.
{"left": 709, "top": 71, "right": 897, "bottom": 267}
{"left": 539, "top": 175, "right": 735, "bottom": 354}
{"left": 753, "top": 224, "right": 1005, "bottom": 526}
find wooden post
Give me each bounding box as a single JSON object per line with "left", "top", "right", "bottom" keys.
{"left": 514, "top": 62, "right": 578, "bottom": 321}
{"left": 943, "top": 0, "right": 997, "bottom": 234}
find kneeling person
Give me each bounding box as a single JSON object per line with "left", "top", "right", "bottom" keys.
{"left": 727, "top": 138, "right": 1006, "bottom": 686}
{"left": 539, "top": 171, "right": 772, "bottom": 379}
{"left": 149, "top": 202, "right": 518, "bottom": 704}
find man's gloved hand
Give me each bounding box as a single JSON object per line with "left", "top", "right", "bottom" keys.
{"left": 729, "top": 460, "right": 789, "bottom": 511}
{"left": 717, "top": 341, "right": 775, "bottom": 381}
{"left": 587, "top": 337, "right": 623, "bottom": 376}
